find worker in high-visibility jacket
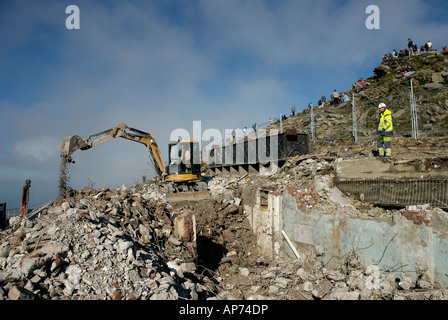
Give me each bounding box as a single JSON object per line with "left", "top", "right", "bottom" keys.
{"left": 377, "top": 102, "right": 393, "bottom": 157}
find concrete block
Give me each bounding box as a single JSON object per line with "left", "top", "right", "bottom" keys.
{"left": 240, "top": 267, "right": 250, "bottom": 277}
{"left": 333, "top": 291, "right": 360, "bottom": 300}
{"left": 8, "top": 286, "right": 34, "bottom": 300}
{"left": 0, "top": 244, "right": 11, "bottom": 258}
{"left": 20, "top": 253, "right": 44, "bottom": 276}
{"left": 302, "top": 281, "right": 313, "bottom": 292}
{"left": 330, "top": 187, "right": 353, "bottom": 206}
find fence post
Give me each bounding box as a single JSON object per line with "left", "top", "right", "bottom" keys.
{"left": 310, "top": 104, "right": 315, "bottom": 145}
{"left": 410, "top": 79, "right": 419, "bottom": 139}
{"left": 279, "top": 113, "right": 283, "bottom": 134}
{"left": 0, "top": 203, "right": 6, "bottom": 230}
{"left": 352, "top": 93, "right": 358, "bottom": 143}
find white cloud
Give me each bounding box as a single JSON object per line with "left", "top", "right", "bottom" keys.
{"left": 13, "top": 136, "right": 60, "bottom": 163}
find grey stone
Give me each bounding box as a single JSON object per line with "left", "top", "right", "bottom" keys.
{"left": 0, "top": 244, "right": 11, "bottom": 258}
{"left": 417, "top": 279, "right": 433, "bottom": 290}
{"left": 302, "top": 281, "right": 313, "bottom": 292}
{"left": 275, "top": 277, "right": 291, "bottom": 288}
{"left": 180, "top": 262, "right": 196, "bottom": 273}
{"left": 398, "top": 274, "right": 414, "bottom": 290}
{"left": 333, "top": 291, "right": 360, "bottom": 300}
{"left": 360, "top": 287, "right": 372, "bottom": 300}
{"left": 268, "top": 285, "right": 279, "bottom": 294}
{"left": 327, "top": 270, "right": 345, "bottom": 282}
{"left": 240, "top": 267, "right": 250, "bottom": 277}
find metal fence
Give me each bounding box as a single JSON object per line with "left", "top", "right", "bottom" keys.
{"left": 6, "top": 208, "right": 21, "bottom": 217}
{"left": 212, "top": 80, "right": 447, "bottom": 150}
{"left": 305, "top": 81, "right": 448, "bottom": 146}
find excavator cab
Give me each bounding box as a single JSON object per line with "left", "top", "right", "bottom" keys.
{"left": 167, "top": 140, "right": 201, "bottom": 179}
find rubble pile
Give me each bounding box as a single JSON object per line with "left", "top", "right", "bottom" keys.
{"left": 2, "top": 41, "right": 448, "bottom": 303}
{"left": 1, "top": 177, "right": 447, "bottom": 300}
{"left": 208, "top": 245, "right": 447, "bottom": 300}
{"left": 1, "top": 164, "right": 447, "bottom": 300}
{"left": 0, "top": 183, "right": 218, "bottom": 300}
{"left": 269, "top": 155, "right": 396, "bottom": 219}
{"left": 191, "top": 175, "right": 447, "bottom": 300}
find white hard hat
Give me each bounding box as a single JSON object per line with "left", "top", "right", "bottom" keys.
{"left": 378, "top": 103, "right": 386, "bottom": 109}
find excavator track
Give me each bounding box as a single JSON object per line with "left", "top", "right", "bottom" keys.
{"left": 160, "top": 181, "right": 210, "bottom": 202}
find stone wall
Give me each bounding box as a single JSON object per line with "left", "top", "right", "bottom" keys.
{"left": 245, "top": 185, "right": 448, "bottom": 288}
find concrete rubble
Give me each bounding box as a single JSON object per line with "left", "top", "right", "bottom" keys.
{"left": 0, "top": 183, "right": 211, "bottom": 300}
{"left": 2, "top": 165, "right": 447, "bottom": 300}
{"left": 2, "top": 46, "right": 448, "bottom": 302}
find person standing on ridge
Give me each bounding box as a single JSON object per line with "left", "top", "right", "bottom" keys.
{"left": 408, "top": 38, "right": 414, "bottom": 55}
{"left": 377, "top": 102, "right": 393, "bottom": 157}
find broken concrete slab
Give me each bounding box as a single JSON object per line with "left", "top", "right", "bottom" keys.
{"left": 8, "top": 286, "right": 34, "bottom": 300}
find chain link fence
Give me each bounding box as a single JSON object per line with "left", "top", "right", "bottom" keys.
{"left": 212, "top": 80, "right": 448, "bottom": 150}
{"left": 304, "top": 81, "right": 448, "bottom": 146}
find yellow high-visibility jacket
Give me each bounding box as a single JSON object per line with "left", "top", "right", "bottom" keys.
{"left": 378, "top": 108, "right": 393, "bottom": 136}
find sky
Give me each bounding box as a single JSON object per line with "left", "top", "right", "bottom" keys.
{"left": 1, "top": 0, "right": 447, "bottom": 209}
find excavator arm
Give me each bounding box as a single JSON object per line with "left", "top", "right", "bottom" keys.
{"left": 60, "top": 123, "right": 167, "bottom": 180}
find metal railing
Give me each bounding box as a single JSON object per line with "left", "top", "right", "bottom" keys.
{"left": 211, "top": 80, "right": 448, "bottom": 151}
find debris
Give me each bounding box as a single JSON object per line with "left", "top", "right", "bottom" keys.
{"left": 281, "top": 230, "right": 301, "bottom": 261}
{"left": 3, "top": 115, "right": 448, "bottom": 301}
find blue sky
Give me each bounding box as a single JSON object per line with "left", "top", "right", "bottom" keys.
{"left": 1, "top": 0, "right": 447, "bottom": 209}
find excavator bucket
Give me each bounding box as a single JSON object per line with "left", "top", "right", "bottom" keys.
{"left": 166, "top": 190, "right": 210, "bottom": 202}
{"left": 60, "top": 135, "right": 88, "bottom": 157}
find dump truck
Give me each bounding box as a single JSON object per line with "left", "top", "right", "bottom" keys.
{"left": 60, "top": 123, "right": 209, "bottom": 202}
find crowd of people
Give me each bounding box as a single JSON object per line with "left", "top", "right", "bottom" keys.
{"left": 262, "top": 38, "right": 447, "bottom": 128}
{"left": 382, "top": 38, "right": 443, "bottom": 61}
{"left": 296, "top": 90, "right": 351, "bottom": 111}
{"left": 330, "top": 90, "right": 349, "bottom": 105}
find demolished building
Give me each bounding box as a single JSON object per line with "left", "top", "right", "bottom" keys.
{"left": 1, "top": 130, "right": 448, "bottom": 300}
{"left": 2, "top": 51, "right": 448, "bottom": 301}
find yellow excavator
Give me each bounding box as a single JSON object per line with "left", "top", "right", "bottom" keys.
{"left": 60, "top": 123, "right": 209, "bottom": 202}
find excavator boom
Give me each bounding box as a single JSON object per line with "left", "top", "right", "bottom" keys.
{"left": 61, "top": 123, "right": 127, "bottom": 156}
{"left": 60, "top": 123, "right": 167, "bottom": 179}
